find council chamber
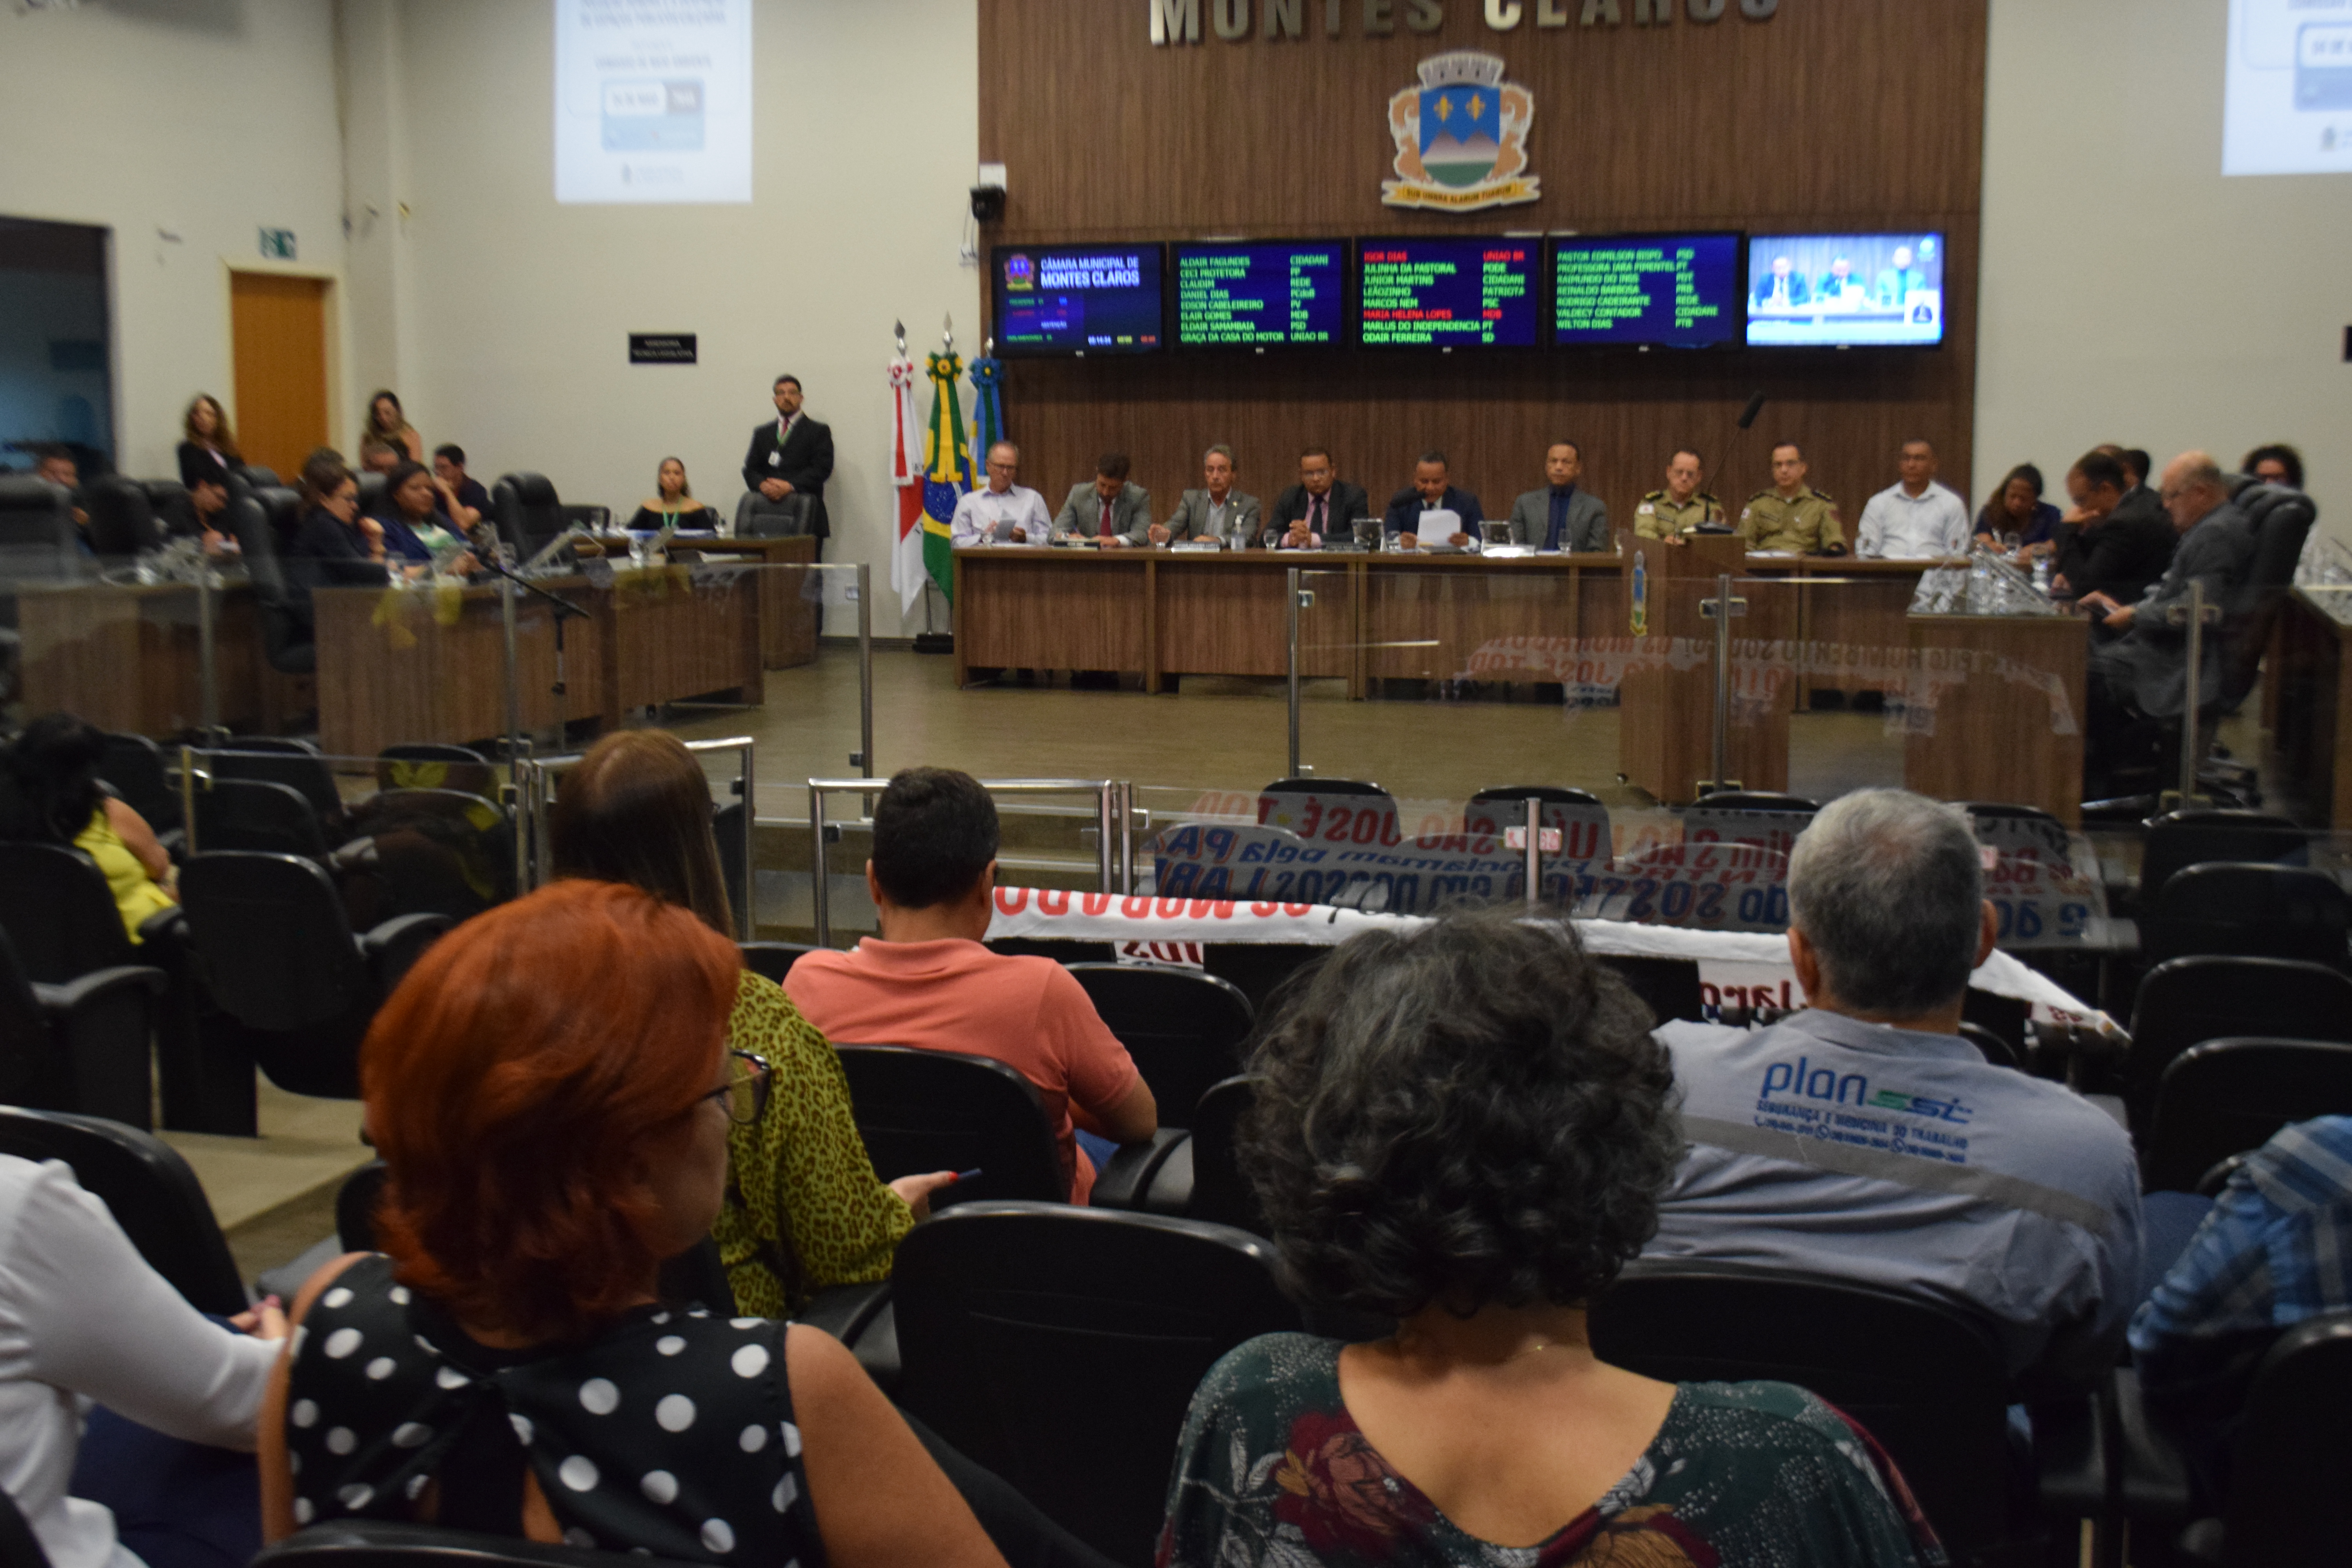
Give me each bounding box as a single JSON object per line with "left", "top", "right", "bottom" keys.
{"left": 2, "top": 2, "right": 2348, "bottom": 1567}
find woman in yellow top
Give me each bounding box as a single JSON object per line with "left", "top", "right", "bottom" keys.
{"left": 0, "top": 714, "right": 177, "bottom": 940}
{"left": 548, "top": 728, "right": 957, "bottom": 1315}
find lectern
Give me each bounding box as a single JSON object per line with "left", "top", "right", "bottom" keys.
{"left": 1617, "top": 534, "right": 1798, "bottom": 802}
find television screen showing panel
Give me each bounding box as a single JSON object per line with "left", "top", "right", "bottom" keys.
{"left": 1744, "top": 232, "right": 1947, "bottom": 347}
{"left": 991, "top": 245, "right": 1164, "bottom": 355}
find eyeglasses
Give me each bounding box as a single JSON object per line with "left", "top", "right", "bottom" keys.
{"left": 704, "top": 1049, "right": 771, "bottom": 1126}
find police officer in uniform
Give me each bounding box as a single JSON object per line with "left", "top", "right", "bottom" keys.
{"left": 1634, "top": 447, "right": 1724, "bottom": 544}
{"left": 1739, "top": 441, "right": 1846, "bottom": 555}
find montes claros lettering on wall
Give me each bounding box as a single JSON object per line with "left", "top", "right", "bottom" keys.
{"left": 1149, "top": 0, "right": 1780, "bottom": 45}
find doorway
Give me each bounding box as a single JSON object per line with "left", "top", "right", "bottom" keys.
{"left": 229, "top": 271, "right": 331, "bottom": 483}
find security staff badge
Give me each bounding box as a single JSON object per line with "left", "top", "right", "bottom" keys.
{"left": 1383, "top": 51, "right": 1539, "bottom": 212}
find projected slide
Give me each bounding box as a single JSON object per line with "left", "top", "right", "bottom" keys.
{"left": 1550, "top": 234, "right": 1740, "bottom": 348}
{"left": 555, "top": 0, "right": 752, "bottom": 204}
{"left": 2225, "top": 0, "right": 2352, "bottom": 175}
{"left": 1746, "top": 233, "right": 1944, "bottom": 347}
{"left": 993, "top": 247, "right": 1163, "bottom": 355}
{"left": 1358, "top": 239, "right": 1537, "bottom": 348}
{"left": 1172, "top": 242, "right": 1346, "bottom": 348}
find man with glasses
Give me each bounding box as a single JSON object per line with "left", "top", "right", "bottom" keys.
{"left": 948, "top": 442, "right": 1051, "bottom": 546}
{"left": 1269, "top": 446, "right": 1369, "bottom": 550}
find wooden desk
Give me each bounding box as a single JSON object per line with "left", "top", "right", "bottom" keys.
{"left": 16, "top": 580, "right": 274, "bottom": 737}
{"left": 1902, "top": 613, "right": 2088, "bottom": 827}
{"left": 2269, "top": 587, "right": 2352, "bottom": 827}
{"left": 315, "top": 564, "right": 760, "bottom": 756}
{"left": 1617, "top": 535, "right": 1800, "bottom": 801}
{"left": 666, "top": 535, "right": 819, "bottom": 669}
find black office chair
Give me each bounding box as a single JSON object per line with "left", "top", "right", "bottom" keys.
{"left": 210, "top": 736, "right": 347, "bottom": 824}
{"left": 1590, "top": 1259, "right": 2086, "bottom": 1564}
{"left": 2138, "top": 862, "right": 2350, "bottom": 971}
{"left": 1688, "top": 789, "right": 1817, "bottom": 813}
{"left": 0, "top": 925, "right": 162, "bottom": 1130}
{"left": 192, "top": 775, "right": 328, "bottom": 859}
{"left": 0, "top": 1483, "right": 49, "bottom": 1568}
{"left": 492, "top": 472, "right": 564, "bottom": 559}
{"left": 1255, "top": 776, "right": 1396, "bottom": 839}
{"left": 256, "top": 1522, "right": 706, "bottom": 1568}
{"left": 0, "top": 1105, "right": 249, "bottom": 1314}
{"left": 733, "top": 492, "right": 812, "bottom": 537}
{"left": 96, "top": 731, "right": 182, "bottom": 840}
{"left": 891, "top": 1202, "right": 1302, "bottom": 1565}
{"left": 1203, "top": 942, "right": 1328, "bottom": 1016}
{"left": 831, "top": 1044, "right": 1067, "bottom": 1207}
{"left": 335, "top": 788, "right": 516, "bottom": 925}
{"left": 1466, "top": 784, "right": 1611, "bottom": 843}
{"left": 1597, "top": 955, "right": 1707, "bottom": 1025}
{"left": 178, "top": 851, "right": 450, "bottom": 1098}
{"left": 2141, "top": 1038, "right": 2352, "bottom": 1194}
{"left": 373, "top": 742, "right": 494, "bottom": 797}
{"left": 1163, "top": 1073, "right": 1264, "bottom": 1232}
{"left": 2125, "top": 957, "right": 2352, "bottom": 1138}
{"left": 985, "top": 936, "right": 1119, "bottom": 962}
{"left": 2186, "top": 1312, "right": 2352, "bottom": 1564}
{"left": 738, "top": 941, "right": 817, "bottom": 984}
{"left": 335, "top": 1158, "right": 387, "bottom": 1251}
{"left": 0, "top": 475, "right": 83, "bottom": 577}
{"left": 1065, "top": 963, "right": 1253, "bottom": 1130}
{"left": 235, "top": 464, "right": 281, "bottom": 492}
{"left": 2137, "top": 808, "right": 2307, "bottom": 906}
{"left": 1958, "top": 1020, "right": 2024, "bottom": 1070}
{"left": 227, "top": 492, "right": 318, "bottom": 676}
{"left": 82, "top": 475, "right": 163, "bottom": 557}
{"left": 253, "top": 483, "right": 305, "bottom": 551}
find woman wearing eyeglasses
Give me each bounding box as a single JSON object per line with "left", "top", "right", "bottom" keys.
{"left": 546, "top": 729, "right": 957, "bottom": 1318}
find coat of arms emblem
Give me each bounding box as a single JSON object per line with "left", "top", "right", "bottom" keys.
{"left": 1383, "top": 51, "right": 1539, "bottom": 212}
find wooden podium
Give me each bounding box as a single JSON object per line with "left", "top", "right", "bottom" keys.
{"left": 1617, "top": 534, "right": 1798, "bottom": 803}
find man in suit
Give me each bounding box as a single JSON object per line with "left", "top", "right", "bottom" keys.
{"left": 1508, "top": 442, "right": 1610, "bottom": 551}
{"left": 2051, "top": 450, "right": 2175, "bottom": 614}
{"left": 1381, "top": 452, "right": 1483, "bottom": 549}
{"left": 739, "top": 374, "right": 834, "bottom": 550}
{"left": 1751, "top": 254, "right": 1810, "bottom": 310}
{"left": 1268, "top": 447, "right": 1370, "bottom": 550}
{"left": 1051, "top": 451, "right": 1152, "bottom": 546}
{"left": 1156, "top": 445, "right": 1262, "bottom": 548}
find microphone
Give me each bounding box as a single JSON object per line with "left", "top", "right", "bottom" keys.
{"left": 1737, "top": 391, "right": 1768, "bottom": 431}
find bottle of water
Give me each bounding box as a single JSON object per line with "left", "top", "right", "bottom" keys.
{"left": 2032, "top": 557, "right": 2051, "bottom": 595}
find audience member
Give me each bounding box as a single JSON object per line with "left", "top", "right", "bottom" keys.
{"left": 1507, "top": 441, "right": 1609, "bottom": 551}
{"left": 2129, "top": 1114, "right": 2352, "bottom": 1510}
{"left": 0, "top": 1147, "right": 285, "bottom": 1568}
{"left": 2241, "top": 443, "right": 2304, "bottom": 491}
{"left": 430, "top": 443, "right": 489, "bottom": 530}
{"left": 289, "top": 452, "right": 390, "bottom": 585}
{"left": 372, "top": 460, "right": 476, "bottom": 574}
{"left": 1647, "top": 789, "right": 2142, "bottom": 1387}
{"left": 260, "top": 880, "right": 1007, "bottom": 1567}
{"left": 1738, "top": 443, "right": 1847, "bottom": 555}
{"left": 160, "top": 473, "right": 239, "bottom": 558}
{"left": 1633, "top": 448, "right": 1723, "bottom": 543}
{"left": 623, "top": 457, "right": 714, "bottom": 534}
{"left": 1971, "top": 462, "right": 2062, "bottom": 559}
{"left": 176, "top": 394, "right": 240, "bottom": 490}
{"left": 1857, "top": 438, "right": 1970, "bottom": 559}
{"left": 361, "top": 389, "right": 423, "bottom": 462}
{"left": 2050, "top": 450, "right": 2175, "bottom": 608}
{"left": 30, "top": 444, "right": 89, "bottom": 539}
{"left": 355, "top": 437, "right": 401, "bottom": 477}
{"left": 784, "top": 768, "right": 1154, "bottom": 1203}
{"left": 948, "top": 442, "right": 1050, "bottom": 547}
{"left": 548, "top": 730, "right": 949, "bottom": 1318}
{"left": 0, "top": 713, "right": 177, "bottom": 940}
{"left": 1050, "top": 452, "right": 1151, "bottom": 546}
{"left": 741, "top": 373, "right": 835, "bottom": 551}
{"left": 1268, "top": 447, "right": 1368, "bottom": 550}
{"left": 1381, "top": 450, "right": 1483, "bottom": 550}
{"left": 1163, "top": 907, "right": 1945, "bottom": 1567}
{"left": 1156, "top": 445, "right": 1262, "bottom": 547}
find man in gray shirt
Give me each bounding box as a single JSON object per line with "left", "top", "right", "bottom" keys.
{"left": 1646, "top": 789, "right": 2143, "bottom": 1387}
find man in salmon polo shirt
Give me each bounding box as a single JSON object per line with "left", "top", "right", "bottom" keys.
{"left": 786, "top": 766, "right": 1157, "bottom": 1204}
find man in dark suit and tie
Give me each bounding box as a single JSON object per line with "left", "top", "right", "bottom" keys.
{"left": 1051, "top": 451, "right": 1153, "bottom": 545}
{"left": 1381, "top": 451, "right": 1483, "bottom": 550}
{"left": 1268, "top": 447, "right": 1370, "bottom": 550}
{"left": 740, "top": 374, "right": 834, "bottom": 551}
{"left": 1508, "top": 441, "right": 1610, "bottom": 551}
{"left": 1751, "top": 254, "right": 1811, "bottom": 310}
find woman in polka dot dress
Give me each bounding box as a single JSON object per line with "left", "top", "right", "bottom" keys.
{"left": 257, "top": 880, "right": 1007, "bottom": 1568}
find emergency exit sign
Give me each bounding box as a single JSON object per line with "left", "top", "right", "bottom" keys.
{"left": 259, "top": 228, "right": 296, "bottom": 260}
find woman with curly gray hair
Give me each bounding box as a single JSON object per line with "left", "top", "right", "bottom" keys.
{"left": 1157, "top": 909, "right": 1946, "bottom": 1568}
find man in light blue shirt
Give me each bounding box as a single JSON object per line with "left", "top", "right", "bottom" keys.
{"left": 1647, "top": 789, "right": 2144, "bottom": 1388}
{"left": 1855, "top": 439, "right": 1971, "bottom": 559}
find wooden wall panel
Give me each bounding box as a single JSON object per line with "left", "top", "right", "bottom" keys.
{"left": 976, "top": 0, "right": 1987, "bottom": 532}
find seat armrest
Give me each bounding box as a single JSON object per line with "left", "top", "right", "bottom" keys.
{"left": 359, "top": 912, "right": 453, "bottom": 994}
{"left": 1091, "top": 1128, "right": 1190, "bottom": 1211}
{"left": 2112, "top": 1367, "right": 2195, "bottom": 1525}
{"left": 135, "top": 907, "right": 187, "bottom": 948}
{"left": 2085, "top": 1093, "right": 2128, "bottom": 1133}
{"left": 2029, "top": 1393, "right": 2108, "bottom": 1521}
{"left": 850, "top": 1299, "right": 899, "bottom": 1395}
{"left": 1143, "top": 1135, "right": 1195, "bottom": 1217}
{"left": 32, "top": 964, "right": 167, "bottom": 1011}
{"left": 795, "top": 1282, "right": 891, "bottom": 1345}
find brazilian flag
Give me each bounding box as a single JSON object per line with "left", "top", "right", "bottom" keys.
{"left": 922, "top": 350, "right": 972, "bottom": 605}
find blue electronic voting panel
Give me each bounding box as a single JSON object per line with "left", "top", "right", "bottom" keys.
{"left": 1549, "top": 233, "right": 1741, "bottom": 348}
{"left": 993, "top": 246, "right": 1163, "bottom": 355}
{"left": 1172, "top": 241, "right": 1347, "bottom": 348}
{"left": 1357, "top": 238, "right": 1538, "bottom": 348}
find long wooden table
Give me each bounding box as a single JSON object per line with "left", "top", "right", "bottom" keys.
{"left": 15, "top": 578, "right": 308, "bottom": 736}
{"left": 665, "top": 534, "right": 819, "bottom": 669}
{"left": 1902, "top": 613, "right": 2090, "bottom": 826}
{"left": 315, "top": 562, "right": 762, "bottom": 756}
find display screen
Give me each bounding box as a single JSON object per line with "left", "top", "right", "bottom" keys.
{"left": 1745, "top": 232, "right": 1946, "bottom": 347}
{"left": 991, "top": 245, "right": 1163, "bottom": 355}
{"left": 1357, "top": 238, "right": 1539, "bottom": 348}
{"left": 1549, "top": 233, "right": 1741, "bottom": 348}
{"left": 2225, "top": 0, "right": 2352, "bottom": 176}
{"left": 1172, "top": 241, "right": 1347, "bottom": 347}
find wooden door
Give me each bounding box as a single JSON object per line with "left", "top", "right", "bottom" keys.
{"left": 229, "top": 272, "right": 329, "bottom": 483}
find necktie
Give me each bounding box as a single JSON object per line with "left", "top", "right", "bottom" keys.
{"left": 1548, "top": 489, "right": 1570, "bottom": 552}
{"left": 1100, "top": 498, "right": 1114, "bottom": 539}
{"left": 1310, "top": 495, "right": 1324, "bottom": 540}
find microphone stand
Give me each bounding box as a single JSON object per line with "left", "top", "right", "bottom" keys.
{"left": 472, "top": 536, "right": 591, "bottom": 746}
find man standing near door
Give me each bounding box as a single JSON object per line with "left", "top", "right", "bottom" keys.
{"left": 740, "top": 374, "right": 833, "bottom": 552}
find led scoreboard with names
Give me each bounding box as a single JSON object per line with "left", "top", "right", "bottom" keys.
{"left": 1172, "top": 241, "right": 1346, "bottom": 348}
{"left": 1357, "top": 238, "right": 1538, "bottom": 348}
{"left": 991, "top": 245, "right": 1164, "bottom": 356}
{"left": 1549, "top": 233, "right": 1742, "bottom": 349}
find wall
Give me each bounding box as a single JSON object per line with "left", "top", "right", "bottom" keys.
{"left": 0, "top": 0, "right": 350, "bottom": 479}
{"left": 370, "top": 0, "right": 982, "bottom": 638}
{"left": 978, "top": 0, "right": 1987, "bottom": 530}
{"left": 1975, "top": 0, "right": 2352, "bottom": 537}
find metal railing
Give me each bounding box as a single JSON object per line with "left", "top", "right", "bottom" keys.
{"left": 517, "top": 736, "right": 758, "bottom": 915}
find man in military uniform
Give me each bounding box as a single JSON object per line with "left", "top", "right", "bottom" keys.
{"left": 1633, "top": 448, "right": 1724, "bottom": 544}
{"left": 1739, "top": 442, "right": 1847, "bottom": 555}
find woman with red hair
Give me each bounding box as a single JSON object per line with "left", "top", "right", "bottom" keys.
{"left": 258, "top": 879, "right": 1004, "bottom": 1567}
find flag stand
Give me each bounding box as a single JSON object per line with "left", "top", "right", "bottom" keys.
{"left": 913, "top": 579, "right": 953, "bottom": 654}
